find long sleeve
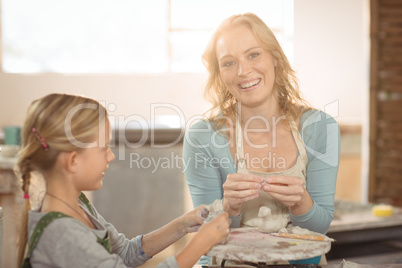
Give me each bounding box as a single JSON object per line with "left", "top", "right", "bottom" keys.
{"left": 90, "top": 205, "right": 152, "bottom": 267}
{"left": 183, "top": 120, "right": 242, "bottom": 228}
{"left": 28, "top": 202, "right": 181, "bottom": 267}
{"left": 183, "top": 120, "right": 230, "bottom": 207}
{"left": 290, "top": 110, "right": 340, "bottom": 234}
{"left": 92, "top": 203, "right": 181, "bottom": 267}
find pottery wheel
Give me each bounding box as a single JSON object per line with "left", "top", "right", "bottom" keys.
{"left": 207, "top": 228, "right": 331, "bottom": 263}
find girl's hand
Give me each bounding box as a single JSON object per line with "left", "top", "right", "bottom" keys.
{"left": 175, "top": 213, "right": 231, "bottom": 268}
{"left": 197, "top": 212, "right": 231, "bottom": 250}
{"left": 262, "top": 176, "right": 313, "bottom": 214}
{"left": 222, "top": 173, "right": 264, "bottom": 216}
{"left": 181, "top": 205, "right": 209, "bottom": 233}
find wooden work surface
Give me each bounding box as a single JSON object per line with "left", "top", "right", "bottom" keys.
{"left": 207, "top": 228, "right": 331, "bottom": 263}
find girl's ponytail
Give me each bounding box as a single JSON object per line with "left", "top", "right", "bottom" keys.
{"left": 17, "top": 158, "right": 33, "bottom": 267}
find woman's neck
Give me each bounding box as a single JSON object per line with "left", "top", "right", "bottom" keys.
{"left": 239, "top": 100, "right": 284, "bottom": 130}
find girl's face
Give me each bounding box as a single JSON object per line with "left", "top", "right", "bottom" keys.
{"left": 216, "top": 25, "right": 277, "bottom": 108}
{"left": 74, "top": 121, "right": 115, "bottom": 191}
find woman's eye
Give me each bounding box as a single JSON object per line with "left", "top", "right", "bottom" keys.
{"left": 249, "top": 52, "right": 260, "bottom": 59}
{"left": 221, "top": 61, "right": 235, "bottom": 68}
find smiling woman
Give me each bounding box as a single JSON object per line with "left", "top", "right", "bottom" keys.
{"left": 1, "top": 0, "right": 293, "bottom": 73}
{"left": 183, "top": 12, "right": 341, "bottom": 265}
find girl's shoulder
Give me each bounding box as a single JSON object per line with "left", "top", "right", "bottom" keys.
{"left": 27, "top": 210, "right": 111, "bottom": 268}
{"left": 28, "top": 209, "right": 91, "bottom": 238}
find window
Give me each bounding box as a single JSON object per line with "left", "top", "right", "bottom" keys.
{"left": 1, "top": 0, "right": 293, "bottom": 73}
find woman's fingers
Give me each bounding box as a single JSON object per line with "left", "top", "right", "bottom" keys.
{"left": 224, "top": 188, "right": 260, "bottom": 199}
{"left": 223, "top": 173, "right": 265, "bottom": 215}
{"left": 224, "top": 173, "right": 263, "bottom": 191}
{"left": 262, "top": 176, "right": 305, "bottom": 207}
{"left": 228, "top": 173, "right": 264, "bottom": 183}
{"left": 263, "top": 176, "right": 303, "bottom": 193}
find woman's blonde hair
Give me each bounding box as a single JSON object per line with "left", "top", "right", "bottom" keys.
{"left": 202, "top": 13, "right": 311, "bottom": 131}
{"left": 16, "top": 93, "right": 107, "bottom": 267}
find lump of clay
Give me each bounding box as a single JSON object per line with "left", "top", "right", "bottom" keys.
{"left": 279, "top": 225, "right": 311, "bottom": 235}
{"left": 289, "top": 226, "right": 311, "bottom": 235}
{"left": 278, "top": 227, "right": 288, "bottom": 234}
{"left": 204, "top": 199, "right": 225, "bottom": 223}
{"left": 257, "top": 206, "right": 289, "bottom": 233}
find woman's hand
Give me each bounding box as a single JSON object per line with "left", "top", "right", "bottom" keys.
{"left": 262, "top": 176, "right": 313, "bottom": 215}
{"left": 197, "top": 212, "right": 231, "bottom": 250}
{"left": 222, "top": 173, "right": 264, "bottom": 216}
{"left": 180, "top": 205, "right": 209, "bottom": 233}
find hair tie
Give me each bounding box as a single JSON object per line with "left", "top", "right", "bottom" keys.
{"left": 23, "top": 193, "right": 30, "bottom": 199}
{"left": 32, "top": 128, "right": 49, "bottom": 150}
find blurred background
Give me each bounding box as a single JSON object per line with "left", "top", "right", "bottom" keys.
{"left": 2, "top": 0, "right": 401, "bottom": 267}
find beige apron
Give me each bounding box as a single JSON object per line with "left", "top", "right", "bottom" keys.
{"left": 213, "top": 104, "right": 327, "bottom": 265}
{"left": 235, "top": 103, "right": 308, "bottom": 229}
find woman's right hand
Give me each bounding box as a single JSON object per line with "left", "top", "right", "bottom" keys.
{"left": 197, "top": 212, "right": 230, "bottom": 250}
{"left": 222, "top": 173, "right": 264, "bottom": 216}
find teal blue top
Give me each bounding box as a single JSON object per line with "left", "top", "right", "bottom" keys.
{"left": 183, "top": 110, "right": 340, "bottom": 235}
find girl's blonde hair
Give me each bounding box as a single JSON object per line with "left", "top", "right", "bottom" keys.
{"left": 202, "top": 13, "right": 311, "bottom": 131}
{"left": 17, "top": 93, "right": 107, "bottom": 267}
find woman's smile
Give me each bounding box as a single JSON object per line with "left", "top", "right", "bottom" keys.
{"left": 239, "top": 78, "right": 261, "bottom": 91}
{"left": 216, "top": 25, "right": 277, "bottom": 106}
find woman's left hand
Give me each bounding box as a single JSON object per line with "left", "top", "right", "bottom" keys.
{"left": 181, "top": 205, "right": 209, "bottom": 233}
{"left": 262, "top": 176, "right": 312, "bottom": 213}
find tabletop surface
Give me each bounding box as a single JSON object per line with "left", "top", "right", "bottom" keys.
{"left": 207, "top": 228, "right": 331, "bottom": 263}
{"left": 329, "top": 200, "right": 402, "bottom": 233}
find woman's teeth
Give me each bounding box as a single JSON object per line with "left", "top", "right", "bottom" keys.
{"left": 240, "top": 79, "right": 260, "bottom": 89}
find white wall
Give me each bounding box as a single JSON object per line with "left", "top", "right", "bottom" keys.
{"left": 294, "top": 0, "right": 370, "bottom": 125}
{"left": 0, "top": 73, "right": 209, "bottom": 128}
{"left": 294, "top": 0, "right": 370, "bottom": 202}
{"left": 0, "top": 0, "right": 369, "bottom": 128}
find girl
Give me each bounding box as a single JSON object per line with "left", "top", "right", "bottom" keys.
{"left": 17, "top": 93, "right": 230, "bottom": 268}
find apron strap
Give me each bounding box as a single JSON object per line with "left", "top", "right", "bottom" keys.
{"left": 289, "top": 119, "right": 307, "bottom": 159}
{"left": 22, "top": 212, "right": 70, "bottom": 268}
{"left": 79, "top": 192, "right": 95, "bottom": 216}
{"left": 22, "top": 193, "right": 111, "bottom": 267}
{"left": 235, "top": 102, "right": 247, "bottom": 172}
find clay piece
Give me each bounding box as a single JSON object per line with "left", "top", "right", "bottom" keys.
{"left": 279, "top": 225, "right": 311, "bottom": 235}
{"left": 257, "top": 206, "right": 289, "bottom": 233}
{"left": 204, "top": 199, "right": 225, "bottom": 223}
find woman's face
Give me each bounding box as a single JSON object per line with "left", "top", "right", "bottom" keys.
{"left": 216, "top": 25, "right": 277, "bottom": 108}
